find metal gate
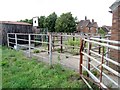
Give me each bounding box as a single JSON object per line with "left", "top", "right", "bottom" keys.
{"left": 7, "top": 33, "right": 120, "bottom": 89}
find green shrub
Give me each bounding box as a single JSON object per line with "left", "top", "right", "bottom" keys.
{"left": 70, "top": 49, "right": 79, "bottom": 55}
{"left": 91, "top": 70, "right": 99, "bottom": 77}
{"left": 65, "top": 38, "right": 80, "bottom": 47}
{"left": 83, "top": 70, "right": 99, "bottom": 77}
{"left": 33, "top": 50, "right": 40, "bottom": 53}
{"left": 83, "top": 71, "right": 88, "bottom": 76}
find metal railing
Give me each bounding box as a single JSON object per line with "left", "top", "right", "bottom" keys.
{"left": 79, "top": 36, "right": 120, "bottom": 90}
{"left": 7, "top": 33, "right": 120, "bottom": 89}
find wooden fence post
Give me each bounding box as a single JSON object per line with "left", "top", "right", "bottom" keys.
{"left": 28, "top": 34, "right": 31, "bottom": 57}
{"left": 79, "top": 38, "right": 84, "bottom": 75}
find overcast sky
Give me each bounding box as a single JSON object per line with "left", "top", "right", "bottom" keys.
{"left": 0, "top": 0, "right": 115, "bottom": 26}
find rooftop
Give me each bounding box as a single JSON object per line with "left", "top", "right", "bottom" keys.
{"left": 110, "top": 0, "right": 120, "bottom": 11}
{"left": 0, "top": 21, "right": 32, "bottom": 25}
{"left": 78, "top": 17, "right": 98, "bottom": 28}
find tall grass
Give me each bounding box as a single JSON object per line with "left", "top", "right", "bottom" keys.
{"left": 2, "top": 46, "right": 90, "bottom": 88}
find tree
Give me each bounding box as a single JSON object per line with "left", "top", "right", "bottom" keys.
{"left": 44, "top": 12, "right": 57, "bottom": 32}
{"left": 20, "top": 19, "right": 32, "bottom": 24}
{"left": 39, "top": 16, "right": 46, "bottom": 28}
{"left": 55, "top": 12, "right": 76, "bottom": 33}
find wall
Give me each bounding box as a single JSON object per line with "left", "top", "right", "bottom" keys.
{"left": 110, "top": 5, "right": 120, "bottom": 72}
{"left": 1, "top": 23, "right": 33, "bottom": 45}
{"left": 90, "top": 27, "right": 96, "bottom": 34}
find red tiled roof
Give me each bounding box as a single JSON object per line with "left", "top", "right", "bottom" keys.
{"left": 0, "top": 21, "right": 32, "bottom": 25}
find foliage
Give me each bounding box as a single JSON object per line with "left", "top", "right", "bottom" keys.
{"left": 44, "top": 12, "right": 57, "bottom": 32}
{"left": 20, "top": 19, "right": 32, "bottom": 24}
{"left": 33, "top": 49, "right": 40, "bottom": 53}
{"left": 98, "top": 27, "right": 106, "bottom": 36}
{"left": 55, "top": 48, "right": 61, "bottom": 53}
{"left": 19, "top": 12, "right": 77, "bottom": 33}
{"left": 65, "top": 38, "right": 80, "bottom": 46}
{"left": 2, "top": 47, "right": 89, "bottom": 88}
{"left": 38, "top": 16, "right": 46, "bottom": 28}
{"left": 70, "top": 49, "right": 79, "bottom": 55}
{"left": 83, "top": 70, "right": 99, "bottom": 77}
{"left": 55, "top": 12, "right": 76, "bottom": 33}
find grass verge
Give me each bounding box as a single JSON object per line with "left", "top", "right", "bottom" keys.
{"left": 2, "top": 46, "right": 90, "bottom": 88}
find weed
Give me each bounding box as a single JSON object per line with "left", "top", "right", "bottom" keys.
{"left": 2, "top": 46, "right": 98, "bottom": 89}
{"left": 33, "top": 49, "right": 40, "bottom": 53}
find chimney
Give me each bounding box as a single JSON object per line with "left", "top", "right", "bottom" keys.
{"left": 92, "top": 19, "right": 94, "bottom": 23}
{"left": 85, "top": 16, "right": 87, "bottom": 20}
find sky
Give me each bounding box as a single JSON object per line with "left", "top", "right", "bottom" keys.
{"left": 0, "top": 0, "right": 115, "bottom": 26}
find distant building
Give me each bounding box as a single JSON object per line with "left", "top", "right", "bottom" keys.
{"left": 76, "top": 16, "right": 98, "bottom": 34}
{"left": 0, "top": 21, "right": 33, "bottom": 45}
{"left": 100, "top": 25, "right": 112, "bottom": 34}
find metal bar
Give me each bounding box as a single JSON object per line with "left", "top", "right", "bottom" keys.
{"left": 17, "top": 38, "right": 29, "bottom": 42}
{"left": 48, "top": 35, "right": 49, "bottom": 54}
{"left": 28, "top": 34, "right": 31, "bottom": 57}
{"left": 73, "top": 33, "right": 75, "bottom": 50}
{"left": 30, "top": 40, "right": 49, "bottom": 44}
{"left": 81, "top": 64, "right": 108, "bottom": 89}
{"left": 99, "top": 37, "right": 101, "bottom": 54}
{"left": 8, "top": 37, "right": 15, "bottom": 40}
{"left": 84, "top": 39, "right": 120, "bottom": 50}
{"left": 81, "top": 76, "right": 93, "bottom": 90}
{"left": 9, "top": 42, "right": 15, "bottom": 44}
{"left": 82, "top": 51, "right": 120, "bottom": 77}
{"left": 90, "top": 50, "right": 120, "bottom": 67}
{"left": 49, "top": 33, "right": 52, "bottom": 66}
{"left": 91, "top": 46, "right": 102, "bottom": 50}
{"left": 102, "top": 64, "right": 120, "bottom": 78}
{"left": 100, "top": 46, "right": 104, "bottom": 85}
{"left": 15, "top": 34, "right": 17, "bottom": 49}
{"left": 87, "top": 39, "right": 92, "bottom": 77}
{"left": 60, "top": 33, "right": 63, "bottom": 53}
{"left": 7, "top": 33, "right": 10, "bottom": 47}
{"left": 52, "top": 34, "right": 83, "bottom": 37}
{"left": 53, "top": 35, "right": 55, "bottom": 51}
{"left": 79, "top": 39, "right": 84, "bottom": 75}
{"left": 106, "top": 37, "right": 109, "bottom": 66}
{"left": 90, "top": 37, "right": 120, "bottom": 44}
{"left": 31, "top": 33, "right": 48, "bottom": 36}
{"left": 89, "top": 62, "right": 119, "bottom": 87}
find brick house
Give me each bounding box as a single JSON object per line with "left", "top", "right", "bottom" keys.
{"left": 109, "top": 0, "right": 120, "bottom": 72}
{"left": 76, "top": 17, "right": 98, "bottom": 34}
